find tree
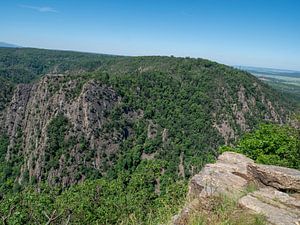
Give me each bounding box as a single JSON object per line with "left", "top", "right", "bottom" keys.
{"left": 220, "top": 123, "right": 300, "bottom": 169}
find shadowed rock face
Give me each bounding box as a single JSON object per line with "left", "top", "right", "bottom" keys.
{"left": 175, "top": 152, "right": 300, "bottom": 225}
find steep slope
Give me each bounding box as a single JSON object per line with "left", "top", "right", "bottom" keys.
{"left": 0, "top": 49, "right": 296, "bottom": 191}
{"left": 2, "top": 76, "right": 126, "bottom": 187}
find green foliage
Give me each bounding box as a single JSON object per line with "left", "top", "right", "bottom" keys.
{"left": 46, "top": 114, "right": 71, "bottom": 170}
{"left": 0, "top": 48, "right": 117, "bottom": 84}
{"left": 0, "top": 161, "right": 187, "bottom": 225}
{"left": 45, "top": 114, "right": 101, "bottom": 182}
{"left": 0, "top": 135, "right": 10, "bottom": 190}
{"left": 0, "top": 77, "right": 14, "bottom": 111}
{"left": 0, "top": 135, "right": 9, "bottom": 161}
{"left": 220, "top": 123, "right": 300, "bottom": 169}
{"left": 187, "top": 195, "right": 266, "bottom": 225}
{"left": 0, "top": 129, "right": 24, "bottom": 194}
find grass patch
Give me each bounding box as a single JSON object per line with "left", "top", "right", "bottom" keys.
{"left": 186, "top": 195, "right": 266, "bottom": 225}
{"left": 243, "top": 182, "right": 259, "bottom": 195}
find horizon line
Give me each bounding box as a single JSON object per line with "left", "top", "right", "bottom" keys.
{"left": 1, "top": 41, "right": 300, "bottom": 72}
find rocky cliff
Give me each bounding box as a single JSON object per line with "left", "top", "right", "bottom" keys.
{"left": 0, "top": 75, "right": 140, "bottom": 186}
{"left": 0, "top": 74, "right": 293, "bottom": 188}
{"left": 174, "top": 152, "right": 300, "bottom": 225}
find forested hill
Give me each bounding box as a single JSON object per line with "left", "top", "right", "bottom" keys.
{"left": 0, "top": 48, "right": 118, "bottom": 83}
{"left": 0, "top": 48, "right": 298, "bottom": 224}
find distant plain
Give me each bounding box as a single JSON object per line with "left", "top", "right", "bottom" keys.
{"left": 240, "top": 66, "right": 300, "bottom": 99}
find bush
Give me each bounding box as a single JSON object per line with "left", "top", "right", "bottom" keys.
{"left": 220, "top": 123, "right": 300, "bottom": 169}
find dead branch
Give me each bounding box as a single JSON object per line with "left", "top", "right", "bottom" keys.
{"left": 1, "top": 206, "right": 16, "bottom": 225}
{"left": 43, "top": 209, "right": 61, "bottom": 225}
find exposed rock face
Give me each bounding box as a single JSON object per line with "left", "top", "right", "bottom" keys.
{"left": 212, "top": 83, "right": 286, "bottom": 144}
{"left": 1, "top": 75, "right": 137, "bottom": 186}
{"left": 174, "top": 152, "right": 300, "bottom": 225}
{"left": 147, "top": 120, "right": 158, "bottom": 139}
{"left": 4, "top": 84, "right": 32, "bottom": 161}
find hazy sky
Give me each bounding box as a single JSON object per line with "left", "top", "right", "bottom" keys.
{"left": 1, "top": 0, "right": 300, "bottom": 70}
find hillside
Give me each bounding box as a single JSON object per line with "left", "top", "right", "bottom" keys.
{"left": 0, "top": 48, "right": 298, "bottom": 224}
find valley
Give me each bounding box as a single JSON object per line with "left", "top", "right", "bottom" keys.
{"left": 0, "top": 48, "right": 299, "bottom": 224}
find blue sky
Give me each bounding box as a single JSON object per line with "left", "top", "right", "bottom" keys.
{"left": 1, "top": 0, "right": 300, "bottom": 70}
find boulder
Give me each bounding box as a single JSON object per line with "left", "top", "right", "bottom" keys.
{"left": 189, "top": 163, "right": 249, "bottom": 198}
{"left": 217, "top": 151, "right": 254, "bottom": 165}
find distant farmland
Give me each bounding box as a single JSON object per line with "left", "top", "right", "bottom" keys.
{"left": 238, "top": 66, "right": 300, "bottom": 100}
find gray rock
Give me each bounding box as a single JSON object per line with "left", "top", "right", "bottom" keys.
{"left": 239, "top": 194, "right": 300, "bottom": 225}
{"left": 175, "top": 152, "right": 300, "bottom": 225}
{"left": 248, "top": 164, "right": 300, "bottom": 191}
{"left": 188, "top": 152, "right": 253, "bottom": 199}
{"left": 250, "top": 187, "right": 300, "bottom": 211}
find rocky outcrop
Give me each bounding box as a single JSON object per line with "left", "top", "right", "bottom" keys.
{"left": 174, "top": 152, "right": 300, "bottom": 225}
{"left": 188, "top": 152, "right": 254, "bottom": 199}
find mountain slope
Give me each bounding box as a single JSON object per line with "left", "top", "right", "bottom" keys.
{"left": 0, "top": 48, "right": 296, "bottom": 189}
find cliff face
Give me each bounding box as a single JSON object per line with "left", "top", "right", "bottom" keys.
{"left": 1, "top": 75, "right": 137, "bottom": 186}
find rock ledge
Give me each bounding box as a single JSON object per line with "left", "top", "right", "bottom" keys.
{"left": 174, "top": 152, "right": 300, "bottom": 225}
